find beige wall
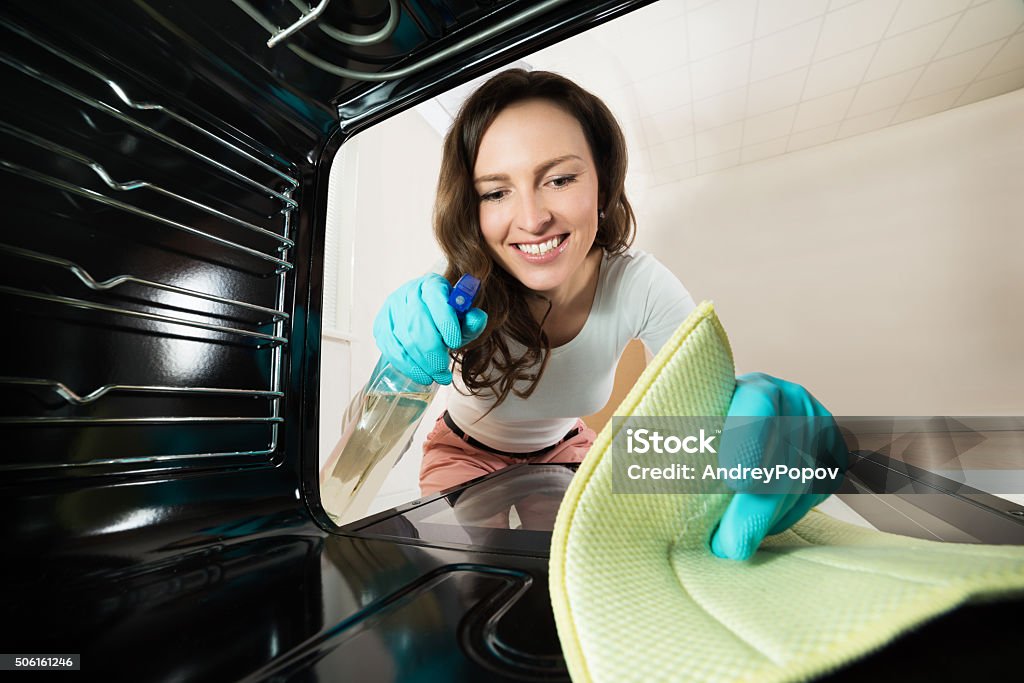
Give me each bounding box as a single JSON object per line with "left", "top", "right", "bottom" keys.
{"left": 634, "top": 88, "right": 1024, "bottom": 416}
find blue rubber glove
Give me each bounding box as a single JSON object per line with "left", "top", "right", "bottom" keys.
{"left": 372, "top": 274, "right": 488, "bottom": 386}
{"left": 710, "top": 372, "right": 849, "bottom": 561}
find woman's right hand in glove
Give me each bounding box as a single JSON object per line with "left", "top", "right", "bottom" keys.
{"left": 372, "top": 274, "right": 488, "bottom": 386}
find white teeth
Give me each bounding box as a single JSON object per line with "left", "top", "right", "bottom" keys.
{"left": 517, "top": 236, "right": 562, "bottom": 255}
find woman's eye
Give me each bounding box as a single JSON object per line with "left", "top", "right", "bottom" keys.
{"left": 480, "top": 190, "right": 507, "bottom": 203}
{"left": 548, "top": 175, "right": 578, "bottom": 189}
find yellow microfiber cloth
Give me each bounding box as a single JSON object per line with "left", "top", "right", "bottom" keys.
{"left": 549, "top": 301, "right": 1024, "bottom": 683}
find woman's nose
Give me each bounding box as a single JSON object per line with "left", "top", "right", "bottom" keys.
{"left": 516, "top": 192, "right": 552, "bottom": 234}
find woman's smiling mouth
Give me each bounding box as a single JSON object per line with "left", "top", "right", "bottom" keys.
{"left": 513, "top": 233, "right": 569, "bottom": 259}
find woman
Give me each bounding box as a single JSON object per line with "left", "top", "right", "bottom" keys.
{"left": 374, "top": 69, "right": 847, "bottom": 560}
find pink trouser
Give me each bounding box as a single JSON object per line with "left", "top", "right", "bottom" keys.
{"left": 419, "top": 414, "right": 598, "bottom": 496}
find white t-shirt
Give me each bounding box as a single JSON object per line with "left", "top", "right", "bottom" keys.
{"left": 447, "top": 248, "right": 696, "bottom": 452}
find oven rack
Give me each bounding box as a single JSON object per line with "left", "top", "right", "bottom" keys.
{"left": 3, "top": 416, "right": 286, "bottom": 426}
{"left": 2, "top": 237, "right": 289, "bottom": 426}
{"left": 0, "top": 52, "right": 298, "bottom": 211}
{"left": 1, "top": 160, "right": 294, "bottom": 273}
{"left": 0, "top": 372, "right": 285, "bottom": 464}
{"left": 0, "top": 121, "right": 295, "bottom": 252}
{"left": 2, "top": 244, "right": 289, "bottom": 324}
{"left": 2, "top": 377, "right": 284, "bottom": 406}
{"left": 1, "top": 18, "right": 299, "bottom": 201}
{"left": 0, "top": 284, "right": 288, "bottom": 346}
{"left": 2, "top": 19, "right": 298, "bottom": 473}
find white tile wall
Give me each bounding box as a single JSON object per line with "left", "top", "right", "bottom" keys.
{"left": 687, "top": 0, "right": 758, "bottom": 59}
{"left": 751, "top": 19, "right": 822, "bottom": 80}
{"left": 836, "top": 105, "right": 898, "bottom": 138}
{"left": 650, "top": 160, "right": 698, "bottom": 186}
{"left": 958, "top": 65, "right": 1024, "bottom": 104}
{"left": 744, "top": 105, "right": 798, "bottom": 144}
{"left": 746, "top": 68, "right": 808, "bottom": 114}
{"left": 981, "top": 31, "right": 1024, "bottom": 77}
{"left": 630, "top": 66, "right": 693, "bottom": 114}
{"left": 910, "top": 40, "right": 1003, "bottom": 98}
{"left": 641, "top": 105, "right": 695, "bottom": 145}
{"left": 893, "top": 86, "right": 965, "bottom": 123}
{"left": 847, "top": 66, "right": 925, "bottom": 117}
{"left": 803, "top": 45, "right": 875, "bottom": 98}
{"left": 815, "top": 0, "right": 898, "bottom": 60}
{"left": 695, "top": 120, "right": 744, "bottom": 157}
{"left": 935, "top": 0, "right": 1024, "bottom": 58}
{"left": 866, "top": 16, "right": 958, "bottom": 81}
{"left": 610, "top": 14, "right": 692, "bottom": 76}
{"left": 828, "top": 0, "right": 861, "bottom": 11}
{"left": 690, "top": 44, "right": 752, "bottom": 98}
{"left": 793, "top": 88, "right": 857, "bottom": 130}
{"left": 696, "top": 148, "right": 742, "bottom": 173}
{"left": 740, "top": 135, "right": 789, "bottom": 163}
{"left": 756, "top": 0, "right": 829, "bottom": 38}
{"left": 686, "top": 0, "right": 719, "bottom": 12}
{"left": 649, "top": 135, "right": 697, "bottom": 169}
{"left": 693, "top": 87, "right": 749, "bottom": 130}
{"left": 887, "top": 0, "right": 971, "bottom": 37}
{"left": 423, "top": 0, "right": 1024, "bottom": 185}
{"left": 787, "top": 121, "right": 840, "bottom": 151}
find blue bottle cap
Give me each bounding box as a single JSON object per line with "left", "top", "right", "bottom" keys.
{"left": 447, "top": 274, "right": 480, "bottom": 314}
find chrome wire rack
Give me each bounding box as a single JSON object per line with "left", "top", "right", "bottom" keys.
{"left": 1, "top": 17, "right": 299, "bottom": 473}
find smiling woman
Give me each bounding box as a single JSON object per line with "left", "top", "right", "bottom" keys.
{"left": 371, "top": 69, "right": 698, "bottom": 495}
{"left": 365, "top": 69, "right": 847, "bottom": 562}
{"left": 434, "top": 71, "right": 645, "bottom": 414}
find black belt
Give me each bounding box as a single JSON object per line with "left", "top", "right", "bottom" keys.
{"left": 442, "top": 411, "right": 580, "bottom": 459}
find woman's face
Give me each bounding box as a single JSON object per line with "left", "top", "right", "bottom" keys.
{"left": 473, "top": 98, "right": 601, "bottom": 297}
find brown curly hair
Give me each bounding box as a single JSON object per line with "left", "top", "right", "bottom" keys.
{"left": 434, "top": 69, "right": 636, "bottom": 409}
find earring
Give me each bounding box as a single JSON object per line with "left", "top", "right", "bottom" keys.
{"left": 598, "top": 208, "right": 606, "bottom": 221}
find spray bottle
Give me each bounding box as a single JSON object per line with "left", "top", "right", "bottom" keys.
{"left": 320, "top": 274, "right": 481, "bottom": 524}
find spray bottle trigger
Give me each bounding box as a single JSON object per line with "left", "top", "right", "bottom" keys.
{"left": 447, "top": 274, "right": 480, "bottom": 315}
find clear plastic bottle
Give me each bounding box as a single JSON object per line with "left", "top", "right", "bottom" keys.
{"left": 320, "top": 274, "right": 480, "bottom": 524}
